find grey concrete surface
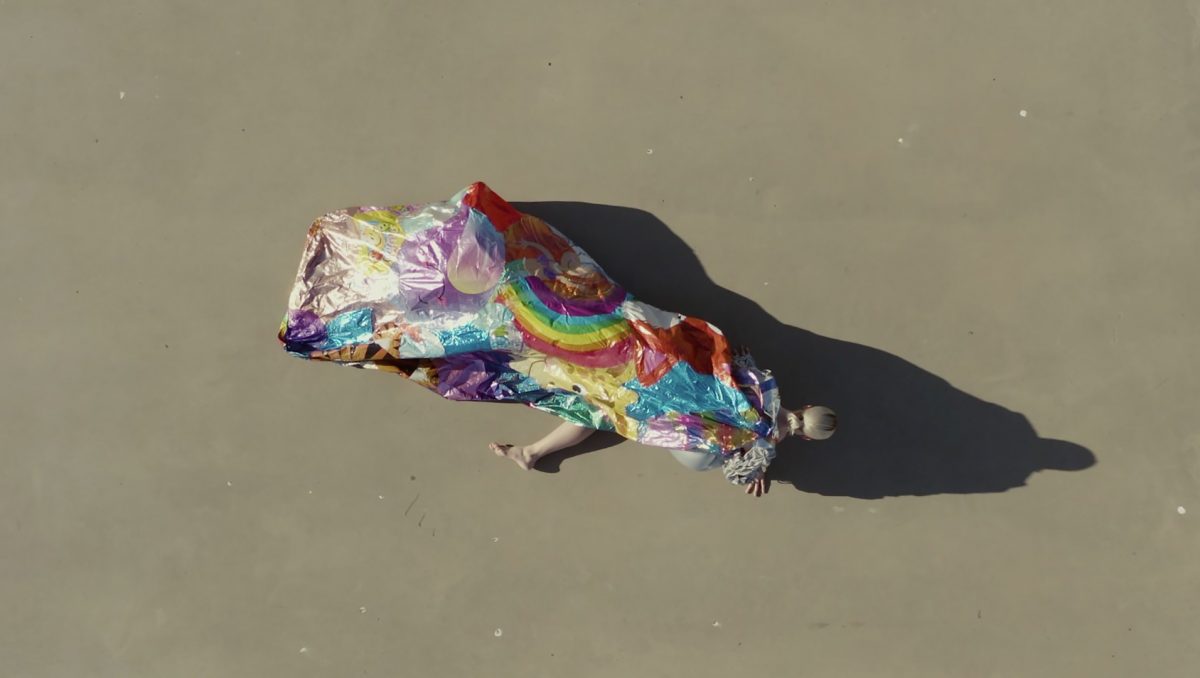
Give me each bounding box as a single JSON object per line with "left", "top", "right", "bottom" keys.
{"left": 3, "top": 1, "right": 1198, "bottom": 676}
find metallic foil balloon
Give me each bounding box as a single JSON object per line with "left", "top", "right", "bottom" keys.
{"left": 280, "top": 183, "right": 780, "bottom": 461}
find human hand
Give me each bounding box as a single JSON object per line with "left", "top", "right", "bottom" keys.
{"left": 745, "top": 475, "right": 768, "bottom": 497}
{"left": 732, "top": 345, "right": 754, "bottom": 369}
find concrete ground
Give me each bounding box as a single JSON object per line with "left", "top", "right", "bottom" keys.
{"left": 3, "top": 1, "right": 1198, "bottom": 676}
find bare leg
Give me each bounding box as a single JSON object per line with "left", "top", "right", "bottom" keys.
{"left": 490, "top": 422, "right": 595, "bottom": 471}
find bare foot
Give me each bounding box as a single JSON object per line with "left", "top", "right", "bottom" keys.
{"left": 489, "top": 442, "right": 537, "bottom": 471}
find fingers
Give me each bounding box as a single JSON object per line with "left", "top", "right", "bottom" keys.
{"left": 743, "top": 477, "right": 769, "bottom": 497}
{"left": 745, "top": 478, "right": 765, "bottom": 497}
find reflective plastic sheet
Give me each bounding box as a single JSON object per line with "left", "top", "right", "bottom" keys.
{"left": 280, "top": 182, "right": 778, "bottom": 454}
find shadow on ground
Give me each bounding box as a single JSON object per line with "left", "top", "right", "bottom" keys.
{"left": 514, "top": 201, "right": 1096, "bottom": 499}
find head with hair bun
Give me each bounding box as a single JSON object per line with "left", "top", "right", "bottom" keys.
{"left": 782, "top": 405, "right": 838, "bottom": 441}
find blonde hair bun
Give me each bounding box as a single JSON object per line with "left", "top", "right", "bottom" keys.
{"left": 801, "top": 406, "right": 837, "bottom": 440}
